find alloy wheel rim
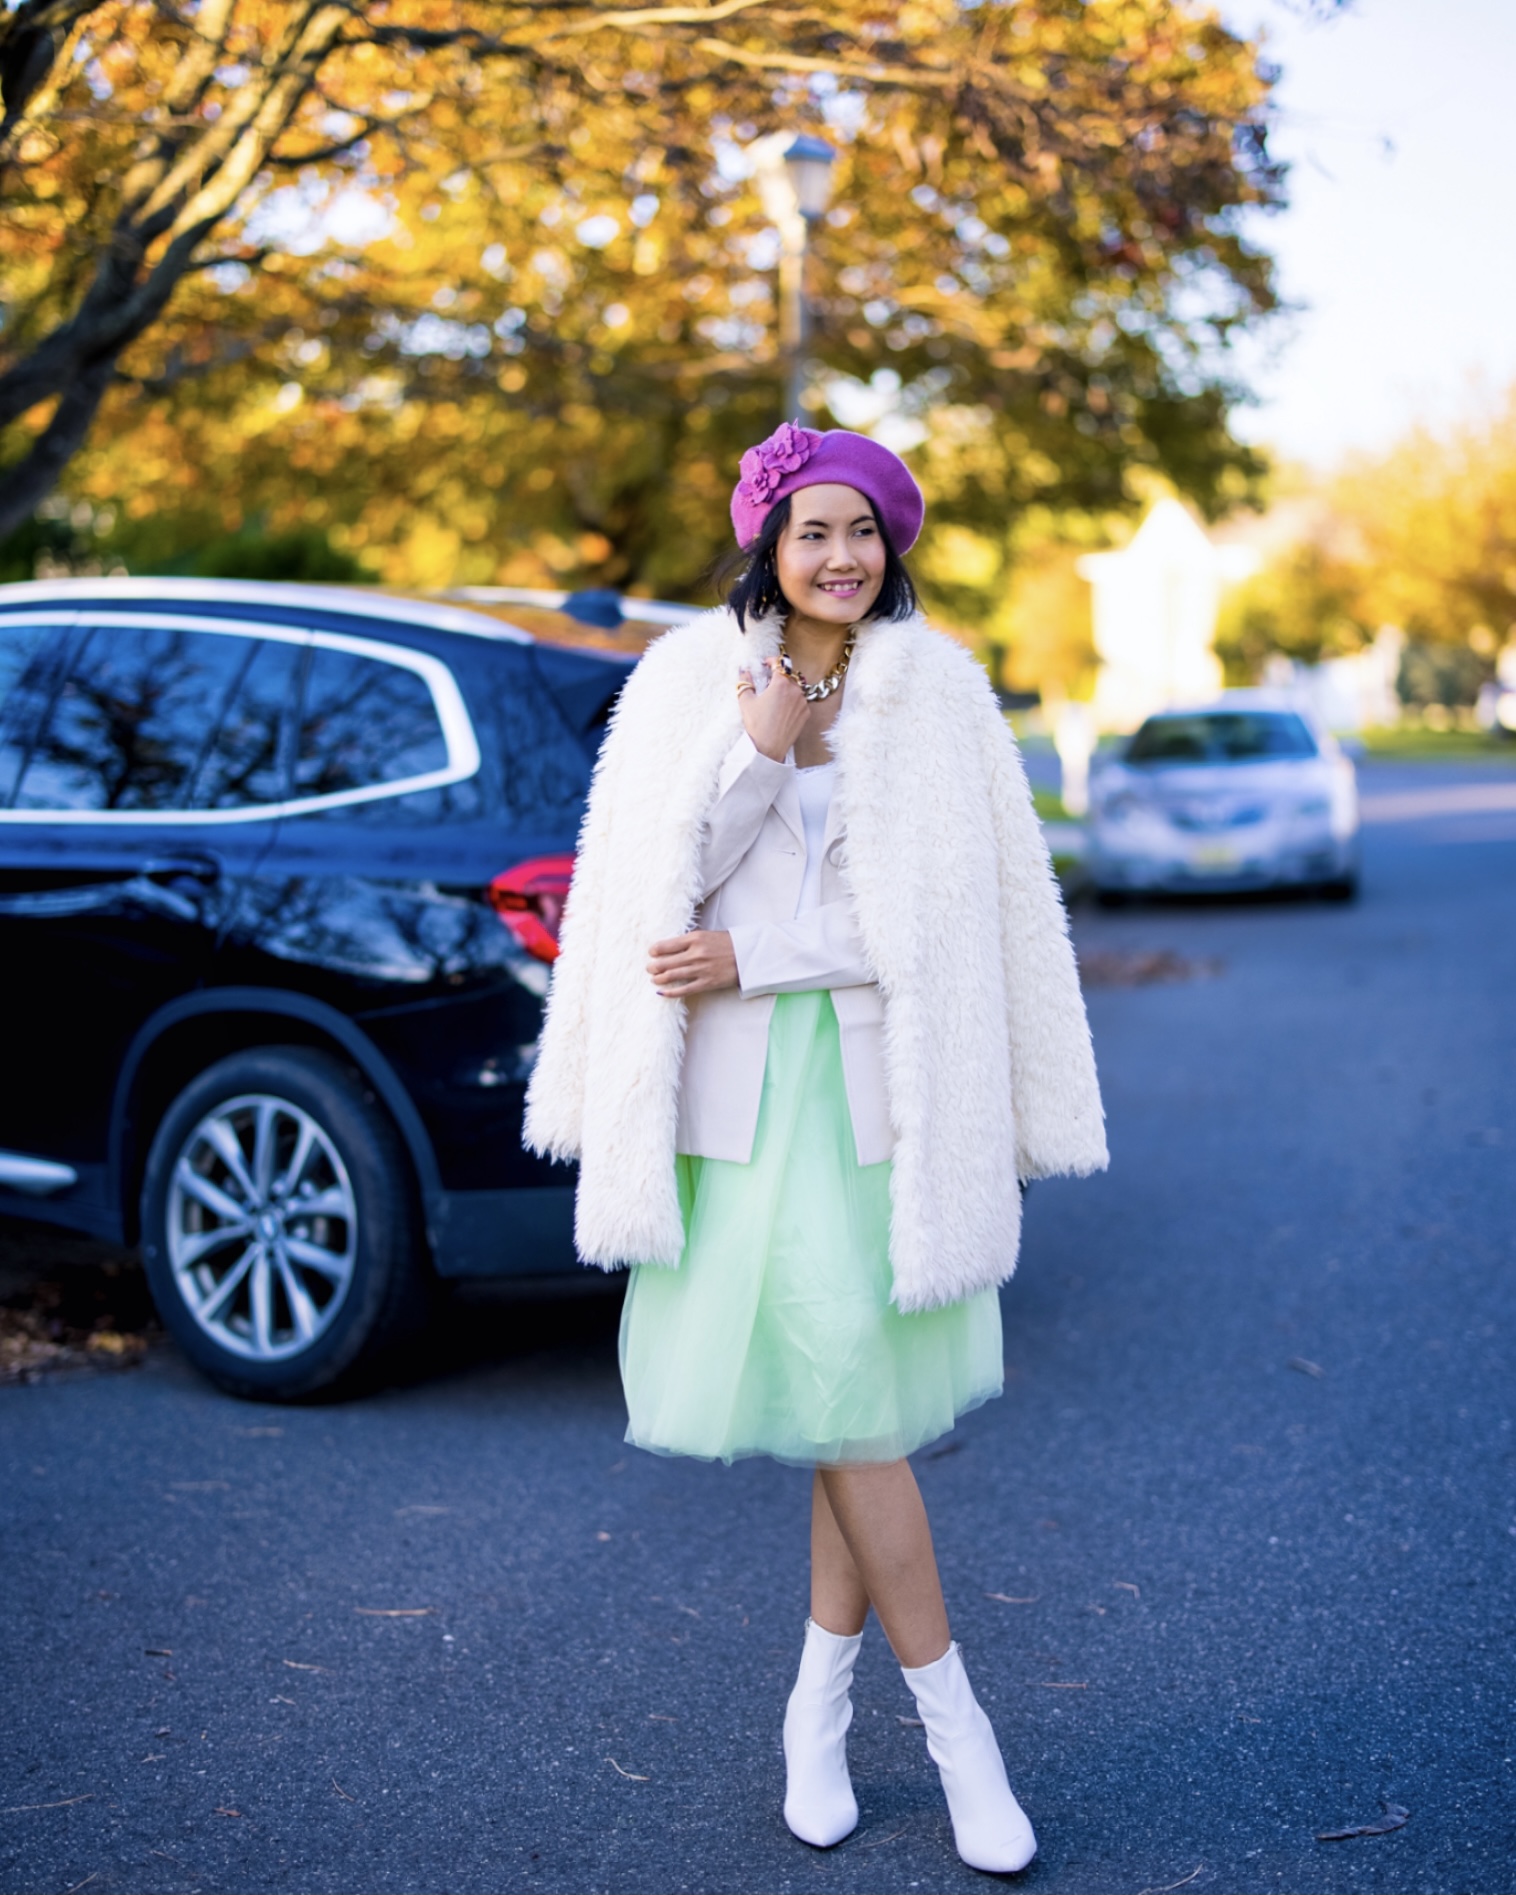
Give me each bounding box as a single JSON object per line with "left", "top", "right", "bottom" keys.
{"left": 166, "top": 1093, "right": 357, "bottom": 1362}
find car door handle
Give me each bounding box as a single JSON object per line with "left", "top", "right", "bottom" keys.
{"left": 141, "top": 853, "right": 222, "bottom": 886}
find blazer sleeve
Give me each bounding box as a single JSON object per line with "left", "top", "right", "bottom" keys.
{"left": 699, "top": 733, "right": 790, "bottom": 899}
{"left": 729, "top": 900, "right": 874, "bottom": 997}
{"left": 979, "top": 694, "right": 1108, "bottom": 1180}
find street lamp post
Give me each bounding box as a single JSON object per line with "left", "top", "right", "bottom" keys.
{"left": 752, "top": 132, "right": 836, "bottom": 420}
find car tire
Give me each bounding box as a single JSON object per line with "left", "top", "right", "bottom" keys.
{"left": 1320, "top": 871, "right": 1360, "bottom": 902}
{"left": 1094, "top": 886, "right": 1130, "bottom": 909}
{"left": 140, "top": 1046, "right": 431, "bottom": 1401}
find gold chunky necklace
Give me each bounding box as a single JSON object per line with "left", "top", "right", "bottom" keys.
{"left": 778, "top": 629, "right": 856, "bottom": 703}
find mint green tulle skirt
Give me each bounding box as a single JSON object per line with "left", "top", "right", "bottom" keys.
{"left": 618, "top": 989, "right": 1003, "bottom": 1467}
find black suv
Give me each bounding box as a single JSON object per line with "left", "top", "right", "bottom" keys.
{"left": 0, "top": 577, "right": 677, "bottom": 1398}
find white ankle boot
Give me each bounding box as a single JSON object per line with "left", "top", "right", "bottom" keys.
{"left": 783, "top": 1618, "right": 863, "bottom": 1847}
{"left": 901, "top": 1643, "right": 1037, "bottom": 1873}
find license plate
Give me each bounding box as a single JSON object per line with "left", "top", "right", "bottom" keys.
{"left": 1190, "top": 843, "right": 1239, "bottom": 872}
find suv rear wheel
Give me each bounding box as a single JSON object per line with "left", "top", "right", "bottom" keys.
{"left": 141, "top": 1047, "right": 429, "bottom": 1400}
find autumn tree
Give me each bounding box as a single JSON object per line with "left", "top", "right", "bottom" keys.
{"left": 1334, "top": 387, "right": 1516, "bottom": 653}
{"left": 1214, "top": 537, "right": 1374, "bottom": 683}
{"left": 3, "top": 0, "right": 1287, "bottom": 598}
{"left": 1206, "top": 385, "right": 1516, "bottom": 697}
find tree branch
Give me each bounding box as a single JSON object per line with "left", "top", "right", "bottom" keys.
{"left": 535, "top": 0, "right": 780, "bottom": 40}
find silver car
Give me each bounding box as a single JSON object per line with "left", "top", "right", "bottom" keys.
{"left": 1088, "top": 693, "right": 1360, "bottom": 901}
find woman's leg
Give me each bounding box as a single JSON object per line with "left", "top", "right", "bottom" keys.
{"left": 816, "top": 1459, "right": 950, "bottom": 1668}
{"left": 819, "top": 1463, "right": 1035, "bottom": 1872}
{"left": 784, "top": 1474, "right": 870, "bottom": 1846}
{"left": 810, "top": 1470, "right": 870, "bottom": 1636}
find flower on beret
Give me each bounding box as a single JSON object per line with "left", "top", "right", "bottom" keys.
{"left": 734, "top": 421, "right": 822, "bottom": 507}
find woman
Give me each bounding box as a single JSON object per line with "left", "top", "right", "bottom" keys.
{"left": 525, "top": 424, "right": 1106, "bottom": 1874}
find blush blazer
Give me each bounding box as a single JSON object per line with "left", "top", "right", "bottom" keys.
{"left": 675, "top": 732, "right": 894, "bottom": 1167}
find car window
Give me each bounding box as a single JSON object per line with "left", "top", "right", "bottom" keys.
{"left": 1128, "top": 712, "right": 1318, "bottom": 765}
{"left": 483, "top": 647, "right": 600, "bottom": 822}
{"left": 0, "top": 620, "right": 68, "bottom": 804}
{"left": 188, "top": 637, "right": 302, "bottom": 809}
{"left": 293, "top": 647, "right": 449, "bottom": 798}
{"left": 10, "top": 622, "right": 282, "bottom": 812}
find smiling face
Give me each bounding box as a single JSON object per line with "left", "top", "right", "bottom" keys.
{"left": 774, "top": 483, "right": 887, "bottom": 624}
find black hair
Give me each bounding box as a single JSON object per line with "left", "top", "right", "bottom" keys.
{"left": 715, "top": 493, "right": 918, "bottom": 632}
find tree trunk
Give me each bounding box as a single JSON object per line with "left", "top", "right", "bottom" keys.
{"left": 0, "top": 351, "right": 115, "bottom": 542}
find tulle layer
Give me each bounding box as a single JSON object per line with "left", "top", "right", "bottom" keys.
{"left": 619, "top": 989, "right": 1003, "bottom": 1466}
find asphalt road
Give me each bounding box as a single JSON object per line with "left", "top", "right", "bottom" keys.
{"left": 3, "top": 755, "right": 1514, "bottom": 1895}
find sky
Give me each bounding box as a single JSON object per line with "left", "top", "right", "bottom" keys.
{"left": 1223, "top": 0, "right": 1516, "bottom": 470}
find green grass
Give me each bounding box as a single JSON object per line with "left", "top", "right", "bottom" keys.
{"left": 1357, "top": 726, "right": 1514, "bottom": 759}
{"left": 1033, "top": 788, "right": 1074, "bottom": 822}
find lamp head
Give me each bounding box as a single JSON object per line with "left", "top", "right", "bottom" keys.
{"left": 782, "top": 135, "right": 836, "bottom": 222}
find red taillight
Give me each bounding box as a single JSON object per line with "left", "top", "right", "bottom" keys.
{"left": 488, "top": 854, "right": 574, "bottom": 963}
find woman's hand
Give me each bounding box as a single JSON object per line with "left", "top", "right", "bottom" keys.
{"left": 648, "top": 930, "right": 739, "bottom": 997}
{"left": 740, "top": 657, "right": 810, "bottom": 762}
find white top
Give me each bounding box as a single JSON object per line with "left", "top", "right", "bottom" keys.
{"left": 794, "top": 761, "right": 836, "bottom": 916}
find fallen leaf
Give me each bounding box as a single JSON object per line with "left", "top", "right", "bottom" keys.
{"left": 1289, "top": 1357, "right": 1325, "bottom": 1379}
{"left": 647, "top": 1714, "right": 678, "bottom": 1723}
{"left": 985, "top": 1592, "right": 1039, "bottom": 1604}
{"left": 144, "top": 1647, "right": 172, "bottom": 1657}
{"left": 270, "top": 1696, "right": 295, "bottom": 1706}
{"left": 282, "top": 1659, "right": 329, "bottom": 1672}
{"left": 1135, "top": 1865, "right": 1204, "bottom": 1894}
{"left": 2, "top": 1793, "right": 94, "bottom": 1813}
{"left": 859, "top": 1827, "right": 909, "bottom": 1848}
{"left": 62, "top": 1875, "right": 99, "bottom": 1895}
{"left": 1316, "top": 1799, "right": 1409, "bottom": 1841}
{"left": 140, "top": 1754, "right": 166, "bottom": 1764}
{"left": 1114, "top": 1581, "right": 1141, "bottom": 1597}
{"left": 331, "top": 1778, "right": 357, "bottom": 1802}
{"left": 355, "top": 1607, "right": 433, "bottom": 1617}
{"left": 1080, "top": 949, "right": 1221, "bottom": 988}
{"left": 596, "top": 1530, "right": 612, "bottom": 1541}
{"left": 896, "top": 1715, "right": 924, "bottom": 1728}
{"left": 606, "top": 1757, "right": 650, "bottom": 1781}
{"left": 214, "top": 1807, "right": 242, "bottom": 1817}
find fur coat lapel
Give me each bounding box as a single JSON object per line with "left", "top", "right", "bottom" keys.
{"left": 525, "top": 606, "right": 1107, "bottom": 1312}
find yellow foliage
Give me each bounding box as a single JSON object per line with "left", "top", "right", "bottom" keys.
{"left": 4, "top": 0, "right": 1281, "bottom": 597}
{"left": 1214, "top": 385, "right": 1516, "bottom": 690}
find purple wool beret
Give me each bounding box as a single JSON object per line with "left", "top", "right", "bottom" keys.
{"left": 729, "top": 423, "right": 925, "bottom": 554}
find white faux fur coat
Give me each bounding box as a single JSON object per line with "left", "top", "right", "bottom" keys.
{"left": 523, "top": 606, "right": 1107, "bottom": 1312}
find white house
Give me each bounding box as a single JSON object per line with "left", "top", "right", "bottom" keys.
{"left": 1077, "top": 499, "right": 1257, "bottom": 732}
